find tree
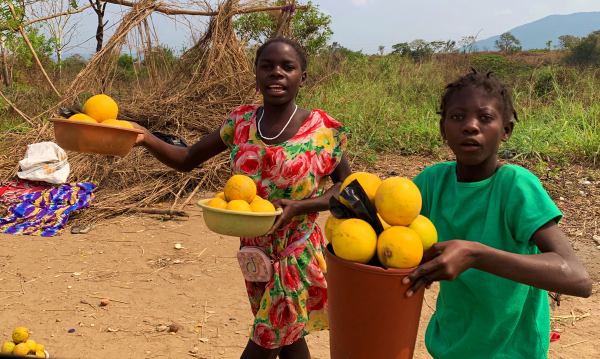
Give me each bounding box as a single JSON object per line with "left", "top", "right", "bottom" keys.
{"left": 378, "top": 45, "right": 384, "bottom": 56}
{"left": 558, "top": 35, "right": 581, "bottom": 50}
{"left": 545, "top": 40, "right": 552, "bottom": 51}
{"left": 458, "top": 34, "right": 479, "bottom": 53}
{"left": 234, "top": 1, "right": 332, "bottom": 55}
{"left": 391, "top": 40, "right": 434, "bottom": 62}
{"left": 32, "top": 0, "right": 81, "bottom": 76}
{"left": 565, "top": 31, "right": 600, "bottom": 66}
{"left": 495, "top": 32, "right": 521, "bottom": 53}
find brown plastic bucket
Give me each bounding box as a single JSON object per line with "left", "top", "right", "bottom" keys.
{"left": 325, "top": 245, "right": 425, "bottom": 359}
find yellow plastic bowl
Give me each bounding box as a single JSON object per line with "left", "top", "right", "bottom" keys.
{"left": 197, "top": 198, "right": 282, "bottom": 237}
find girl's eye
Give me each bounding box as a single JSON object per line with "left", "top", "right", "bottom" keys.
{"left": 283, "top": 64, "right": 295, "bottom": 71}
{"left": 449, "top": 114, "right": 463, "bottom": 121}
{"left": 480, "top": 114, "right": 494, "bottom": 122}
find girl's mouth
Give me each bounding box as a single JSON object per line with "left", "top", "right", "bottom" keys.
{"left": 459, "top": 139, "right": 481, "bottom": 151}
{"left": 266, "top": 85, "right": 286, "bottom": 94}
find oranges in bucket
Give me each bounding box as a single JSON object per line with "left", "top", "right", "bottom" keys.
{"left": 330, "top": 172, "right": 437, "bottom": 269}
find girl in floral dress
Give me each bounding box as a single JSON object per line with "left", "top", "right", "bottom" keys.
{"left": 135, "top": 38, "right": 350, "bottom": 358}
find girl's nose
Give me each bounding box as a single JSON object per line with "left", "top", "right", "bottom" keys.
{"left": 462, "top": 117, "right": 480, "bottom": 134}
{"left": 270, "top": 66, "right": 284, "bottom": 77}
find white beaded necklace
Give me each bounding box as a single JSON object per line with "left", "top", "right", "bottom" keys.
{"left": 257, "top": 104, "right": 298, "bottom": 141}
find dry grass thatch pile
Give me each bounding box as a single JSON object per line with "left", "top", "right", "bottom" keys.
{"left": 0, "top": 0, "right": 297, "bottom": 223}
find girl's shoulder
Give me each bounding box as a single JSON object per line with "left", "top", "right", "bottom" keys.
{"left": 310, "top": 109, "right": 345, "bottom": 130}
{"left": 228, "top": 104, "right": 260, "bottom": 120}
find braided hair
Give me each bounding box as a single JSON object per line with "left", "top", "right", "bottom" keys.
{"left": 439, "top": 70, "right": 518, "bottom": 124}
{"left": 254, "top": 37, "right": 308, "bottom": 71}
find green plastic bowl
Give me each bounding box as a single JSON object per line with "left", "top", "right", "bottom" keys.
{"left": 197, "top": 198, "right": 282, "bottom": 237}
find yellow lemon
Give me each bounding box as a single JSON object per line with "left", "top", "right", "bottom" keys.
{"left": 250, "top": 199, "right": 276, "bottom": 213}
{"left": 409, "top": 215, "right": 438, "bottom": 250}
{"left": 339, "top": 172, "right": 382, "bottom": 206}
{"left": 68, "top": 113, "right": 97, "bottom": 124}
{"left": 224, "top": 175, "right": 256, "bottom": 203}
{"left": 12, "top": 327, "right": 29, "bottom": 344}
{"left": 375, "top": 177, "right": 422, "bottom": 226}
{"left": 377, "top": 213, "right": 391, "bottom": 229}
{"left": 216, "top": 192, "right": 225, "bottom": 200}
{"left": 83, "top": 94, "right": 118, "bottom": 122}
{"left": 34, "top": 344, "right": 45, "bottom": 353}
{"left": 25, "top": 339, "right": 37, "bottom": 354}
{"left": 207, "top": 197, "right": 228, "bottom": 209}
{"left": 35, "top": 350, "right": 46, "bottom": 358}
{"left": 331, "top": 218, "right": 377, "bottom": 263}
{"left": 377, "top": 226, "right": 423, "bottom": 269}
{"left": 226, "top": 199, "right": 252, "bottom": 212}
{"left": 324, "top": 215, "right": 345, "bottom": 244}
{"left": 101, "top": 119, "right": 133, "bottom": 128}
{"left": 1, "top": 341, "right": 15, "bottom": 353}
{"left": 12, "top": 343, "right": 29, "bottom": 356}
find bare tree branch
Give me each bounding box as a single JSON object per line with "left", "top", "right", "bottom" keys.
{"left": 0, "top": 3, "right": 93, "bottom": 31}
{"left": 102, "top": 0, "right": 306, "bottom": 16}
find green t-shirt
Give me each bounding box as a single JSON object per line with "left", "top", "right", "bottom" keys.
{"left": 413, "top": 162, "right": 562, "bottom": 359}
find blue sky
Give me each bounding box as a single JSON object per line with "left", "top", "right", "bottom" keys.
{"left": 61, "top": 0, "right": 600, "bottom": 56}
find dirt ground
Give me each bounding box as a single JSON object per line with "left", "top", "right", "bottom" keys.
{"left": 0, "top": 155, "right": 598, "bottom": 359}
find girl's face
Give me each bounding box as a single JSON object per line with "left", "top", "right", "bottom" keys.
{"left": 441, "top": 85, "right": 513, "bottom": 170}
{"left": 255, "top": 42, "right": 306, "bottom": 106}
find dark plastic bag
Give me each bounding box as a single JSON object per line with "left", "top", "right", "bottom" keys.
{"left": 329, "top": 179, "right": 384, "bottom": 235}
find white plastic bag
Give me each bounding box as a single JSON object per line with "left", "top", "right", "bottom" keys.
{"left": 17, "top": 142, "right": 70, "bottom": 184}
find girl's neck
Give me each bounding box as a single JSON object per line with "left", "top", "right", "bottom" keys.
{"left": 262, "top": 101, "right": 297, "bottom": 121}
{"left": 455, "top": 157, "right": 501, "bottom": 182}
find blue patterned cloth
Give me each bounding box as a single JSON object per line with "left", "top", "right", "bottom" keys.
{"left": 0, "top": 182, "right": 96, "bottom": 236}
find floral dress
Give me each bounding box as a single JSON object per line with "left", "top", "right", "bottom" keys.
{"left": 220, "top": 104, "right": 347, "bottom": 348}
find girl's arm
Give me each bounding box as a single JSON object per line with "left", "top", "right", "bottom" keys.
{"left": 403, "top": 221, "right": 593, "bottom": 298}
{"left": 136, "top": 127, "right": 227, "bottom": 172}
{"left": 268, "top": 155, "right": 351, "bottom": 233}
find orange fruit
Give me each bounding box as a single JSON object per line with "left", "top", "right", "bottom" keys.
{"left": 331, "top": 218, "right": 377, "bottom": 263}
{"left": 68, "top": 113, "right": 97, "bottom": 123}
{"left": 207, "top": 197, "right": 227, "bottom": 209}
{"left": 12, "top": 343, "right": 29, "bottom": 356}
{"left": 250, "top": 199, "right": 276, "bottom": 212}
{"left": 226, "top": 199, "right": 252, "bottom": 212}
{"left": 83, "top": 94, "right": 118, "bottom": 122}
{"left": 377, "top": 213, "right": 391, "bottom": 229}
{"left": 377, "top": 226, "right": 423, "bottom": 269}
{"left": 1, "top": 341, "right": 15, "bottom": 353}
{"left": 324, "top": 215, "right": 345, "bottom": 244}
{"left": 409, "top": 215, "right": 438, "bottom": 250}
{"left": 375, "top": 177, "right": 422, "bottom": 226}
{"left": 101, "top": 119, "right": 133, "bottom": 128}
{"left": 224, "top": 175, "right": 256, "bottom": 203}
{"left": 12, "top": 327, "right": 29, "bottom": 344}
{"left": 339, "top": 172, "right": 381, "bottom": 206}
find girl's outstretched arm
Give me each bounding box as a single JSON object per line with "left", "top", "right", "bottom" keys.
{"left": 403, "top": 221, "right": 592, "bottom": 298}
{"left": 268, "top": 155, "right": 351, "bottom": 233}
{"left": 136, "top": 127, "right": 227, "bottom": 172}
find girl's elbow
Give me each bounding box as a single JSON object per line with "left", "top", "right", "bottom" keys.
{"left": 578, "top": 275, "right": 593, "bottom": 298}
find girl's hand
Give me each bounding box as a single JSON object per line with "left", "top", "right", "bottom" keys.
{"left": 131, "top": 122, "right": 148, "bottom": 146}
{"left": 402, "top": 240, "right": 481, "bottom": 297}
{"left": 267, "top": 199, "right": 302, "bottom": 235}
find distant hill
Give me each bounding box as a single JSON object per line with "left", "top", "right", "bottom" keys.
{"left": 474, "top": 12, "right": 600, "bottom": 51}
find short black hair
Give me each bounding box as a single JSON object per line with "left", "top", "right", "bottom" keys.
{"left": 439, "top": 70, "right": 518, "bottom": 123}
{"left": 254, "top": 37, "right": 308, "bottom": 71}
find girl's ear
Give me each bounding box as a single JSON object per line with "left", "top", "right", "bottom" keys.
{"left": 300, "top": 70, "right": 307, "bottom": 87}
{"left": 439, "top": 118, "right": 447, "bottom": 141}
{"left": 502, "top": 120, "right": 514, "bottom": 141}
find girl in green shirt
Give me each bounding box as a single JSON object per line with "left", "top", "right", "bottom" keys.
{"left": 406, "top": 71, "right": 592, "bottom": 358}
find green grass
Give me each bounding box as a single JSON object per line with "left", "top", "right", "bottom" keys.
{"left": 300, "top": 55, "right": 600, "bottom": 165}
